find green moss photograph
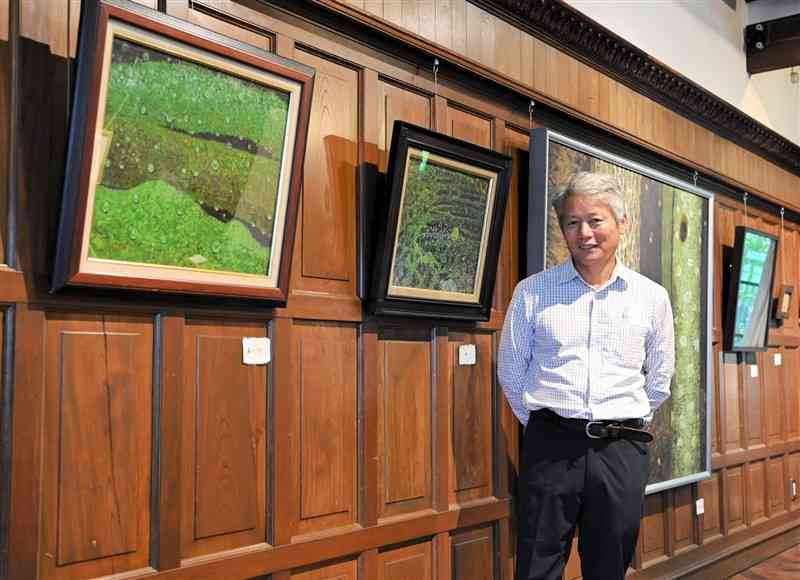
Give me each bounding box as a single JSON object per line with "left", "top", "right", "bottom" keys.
{"left": 390, "top": 154, "right": 492, "bottom": 295}
{"left": 89, "top": 37, "right": 290, "bottom": 275}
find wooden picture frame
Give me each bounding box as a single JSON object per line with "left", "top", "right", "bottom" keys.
{"left": 369, "top": 121, "right": 512, "bottom": 320}
{"left": 774, "top": 284, "right": 794, "bottom": 320}
{"left": 52, "top": 0, "right": 314, "bottom": 302}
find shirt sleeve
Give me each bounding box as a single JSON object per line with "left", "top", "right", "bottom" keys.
{"left": 498, "top": 283, "right": 535, "bottom": 425}
{"left": 642, "top": 287, "right": 676, "bottom": 420}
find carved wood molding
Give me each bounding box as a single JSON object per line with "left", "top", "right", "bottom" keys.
{"left": 482, "top": 0, "right": 800, "bottom": 175}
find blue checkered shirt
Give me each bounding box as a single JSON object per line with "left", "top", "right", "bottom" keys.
{"left": 498, "top": 259, "right": 675, "bottom": 426}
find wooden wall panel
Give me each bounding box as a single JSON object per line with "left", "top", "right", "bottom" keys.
{"left": 181, "top": 320, "right": 268, "bottom": 560}
{"left": 767, "top": 457, "right": 786, "bottom": 517}
{"left": 746, "top": 460, "right": 766, "bottom": 526}
{"left": 379, "top": 540, "right": 434, "bottom": 580}
{"left": 291, "top": 48, "right": 358, "bottom": 288}
{"left": 785, "top": 347, "right": 800, "bottom": 442}
{"left": 0, "top": 40, "right": 8, "bottom": 262}
{"left": 377, "top": 79, "right": 432, "bottom": 170}
{"left": 449, "top": 332, "right": 492, "bottom": 505}
{"left": 726, "top": 466, "right": 746, "bottom": 533}
{"left": 639, "top": 493, "right": 667, "bottom": 564}
{"left": 700, "top": 473, "right": 722, "bottom": 542}
{"left": 451, "top": 525, "right": 494, "bottom": 580}
{"left": 789, "top": 452, "right": 800, "bottom": 511}
{"left": 294, "top": 322, "right": 358, "bottom": 536}
{"left": 764, "top": 348, "right": 784, "bottom": 447}
{"left": 720, "top": 353, "right": 742, "bottom": 452}
{"left": 290, "top": 558, "right": 358, "bottom": 579}
{"left": 377, "top": 331, "right": 433, "bottom": 519}
{"left": 41, "top": 315, "right": 152, "bottom": 579}
{"left": 743, "top": 359, "right": 764, "bottom": 449}
{"left": 446, "top": 104, "right": 491, "bottom": 147}
{"left": 673, "top": 486, "right": 695, "bottom": 553}
{"left": 168, "top": 1, "right": 274, "bottom": 50}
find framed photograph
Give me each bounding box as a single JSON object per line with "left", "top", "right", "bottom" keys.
{"left": 529, "top": 128, "right": 714, "bottom": 495}
{"left": 775, "top": 284, "right": 794, "bottom": 320}
{"left": 369, "top": 121, "right": 512, "bottom": 320}
{"left": 52, "top": 0, "right": 314, "bottom": 301}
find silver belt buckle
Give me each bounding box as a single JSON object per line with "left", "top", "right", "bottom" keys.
{"left": 585, "top": 421, "right": 604, "bottom": 439}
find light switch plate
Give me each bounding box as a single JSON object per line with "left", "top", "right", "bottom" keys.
{"left": 243, "top": 337, "right": 271, "bottom": 365}
{"left": 775, "top": 353, "right": 783, "bottom": 366}
{"left": 458, "top": 344, "right": 476, "bottom": 366}
{"left": 695, "top": 498, "right": 705, "bottom": 515}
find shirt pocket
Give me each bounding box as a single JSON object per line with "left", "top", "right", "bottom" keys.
{"left": 606, "top": 326, "right": 647, "bottom": 369}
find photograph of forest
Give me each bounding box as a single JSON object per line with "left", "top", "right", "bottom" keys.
{"left": 88, "top": 35, "right": 290, "bottom": 277}
{"left": 546, "top": 140, "right": 710, "bottom": 492}
{"left": 389, "top": 149, "right": 494, "bottom": 301}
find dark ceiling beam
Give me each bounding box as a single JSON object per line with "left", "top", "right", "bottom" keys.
{"left": 746, "top": 13, "right": 800, "bottom": 74}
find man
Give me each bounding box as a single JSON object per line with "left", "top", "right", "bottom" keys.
{"left": 498, "top": 171, "right": 675, "bottom": 580}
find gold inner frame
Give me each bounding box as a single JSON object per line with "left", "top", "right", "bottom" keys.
{"left": 387, "top": 147, "right": 498, "bottom": 304}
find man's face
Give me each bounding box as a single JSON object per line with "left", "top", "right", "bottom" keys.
{"left": 560, "top": 194, "right": 627, "bottom": 270}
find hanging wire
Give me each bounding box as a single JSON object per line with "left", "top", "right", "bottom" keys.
{"left": 692, "top": 170, "right": 699, "bottom": 187}
{"left": 529, "top": 99, "right": 535, "bottom": 130}
{"left": 743, "top": 192, "right": 749, "bottom": 228}
{"left": 780, "top": 207, "right": 786, "bottom": 282}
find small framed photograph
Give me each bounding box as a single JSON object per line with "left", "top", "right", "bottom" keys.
{"left": 369, "top": 121, "right": 512, "bottom": 320}
{"left": 775, "top": 285, "right": 795, "bottom": 320}
{"left": 52, "top": 0, "right": 314, "bottom": 302}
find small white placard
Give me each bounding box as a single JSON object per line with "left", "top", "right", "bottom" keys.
{"left": 458, "top": 344, "right": 476, "bottom": 366}
{"left": 243, "top": 337, "right": 271, "bottom": 365}
{"left": 750, "top": 364, "right": 759, "bottom": 378}
{"left": 774, "top": 353, "right": 783, "bottom": 367}
{"left": 695, "top": 498, "right": 705, "bottom": 516}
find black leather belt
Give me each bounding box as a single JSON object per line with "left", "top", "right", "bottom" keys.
{"left": 533, "top": 409, "right": 653, "bottom": 443}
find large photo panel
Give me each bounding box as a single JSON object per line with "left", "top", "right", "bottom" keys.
{"left": 528, "top": 129, "right": 714, "bottom": 494}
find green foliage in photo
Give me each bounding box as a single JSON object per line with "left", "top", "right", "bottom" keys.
{"left": 90, "top": 181, "right": 269, "bottom": 274}
{"left": 391, "top": 156, "right": 491, "bottom": 294}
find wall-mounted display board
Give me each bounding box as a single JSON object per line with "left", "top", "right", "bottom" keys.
{"left": 723, "top": 227, "right": 778, "bottom": 351}
{"left": 528, "top": 128, "right": 714, "bottom": 495}
{"left": 369, "top": 121, "right": 512, "bottom": 320}
{"left": 52, "top": 0, "right": 314, "bottom": 302}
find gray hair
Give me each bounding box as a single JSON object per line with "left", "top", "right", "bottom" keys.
{"left": 551, "top": 171, "right": 627, "bottom": 224}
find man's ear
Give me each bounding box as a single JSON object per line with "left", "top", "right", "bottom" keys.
{"left": 618, "top": 214, "right": 629, "bottom": 234}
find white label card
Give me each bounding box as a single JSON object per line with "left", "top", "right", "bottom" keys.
{"left": 774, "top": 353, "right": 783, "bottom": 367}
{"left": 458, "top": 344, "right": 476, "bottom": 366}
{"left": 695, "top": 498, "right": 705, "bottom": 515}
{"left": 243, "top": 337, "right": 271, "bottom": 365}
{"left": 750, "top": 364, "right": 759, "bottom": 378}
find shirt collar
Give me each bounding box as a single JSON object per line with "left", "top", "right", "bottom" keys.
{"left": 557, "top": 258, "right": 632, "bottom": 289}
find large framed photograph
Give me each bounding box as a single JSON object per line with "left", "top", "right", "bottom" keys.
{"left": 529, "top": 128, "right": 714, "bottom": 494}
{"left": 52, "top": 0, "right": 314, "bottom": 301}
{"left": 369, "top": 121, "right": 512, "bottom": 320}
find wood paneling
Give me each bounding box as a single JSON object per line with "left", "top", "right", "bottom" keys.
{"left": 290, "top": 558, "right": 358, "bottom": 580}
{"left": 377, "top": 331, "right": 433, "bottom": 519}
{"left": 446, "top": 104, "right": 491, "bottom": 147}
{"left": 292, "top": 48, "right": 358, "bottom": 287}
{"left": 379, "top": 540, "right": 433, "bottom": 580}
{"left": 451, "top": 525, "right": 494, "bottom": 580}
{"left": 274, "top": 321, "right": 358, "bottom": 541}
{"left": 768, "top": 457, "right": 787, "bottom": 517}
{"left": 721, "top": 352, "right": 743, "bottom": 452}
{"left": 377, "top": 78, "right": 432, "bottom": 170}
{"left": 784, "top": 347, "right": 800, "bottom": 441}
{"left": 789, "top": 453, "right": 800, "bottom": 511}
{"left": 640, "top": 493, "right": 667, "bottom": 564}
{"left": 700, "top": 473, "right": 722, "bottom": 542}
{"left": 181, "top": 320, "right": 268, "bottom": 559}
{"left": 747, "top": 461, "right": 767, "bottom": 525}
{"left": 41, "top": 314, "right": 152, "bottom": 579}
{"left": 449, "top": 332, "right": 492, "bottom": 505}
{"left": 727, "top": 466, "right": 746, "bottom": 533}
{"left": 765, "top": 348, "right": 785, "bottom": 447}
{"left": 168, "top": 1, "right": 274, "bottom": 50}
{"left": 0, "top": 40, "right": 8, "bottom": 263}
{"left": 673, "top": 486, "right": 696, "bottom": 553}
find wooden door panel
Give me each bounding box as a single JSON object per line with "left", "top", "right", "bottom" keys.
{"left": 182, "top": 320, "right": 268, "bottom": 559}
{"left": 452, "top": 525, "right": 494, "bottom": 580}
{"left": 42, "top": 315, "right": 153, "bottom": 579}
{"left": 379, "top": 541, "right": 433, "bottom": 580}
{"left": 449, "top": 332, "right": 492, "bottom": 505}
{"left": 377, "top": 330, "right": 433, "bottom": 518}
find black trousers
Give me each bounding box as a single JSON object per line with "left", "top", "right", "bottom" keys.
{"left": 516, "top": 410, "right": 650, "bottom": 580}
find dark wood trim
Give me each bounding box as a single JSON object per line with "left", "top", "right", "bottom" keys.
{"left": 745, "top": 13, "right": 800, "bottom": 75}
{"left": 0, "top": 306, "right": 14, "bottom": 580}
{"left": 478, "top": 0, "right": 800, "bottom": 175}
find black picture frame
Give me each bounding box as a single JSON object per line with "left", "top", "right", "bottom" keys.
{"left": 723, "top": 226, "right": 779, "bottom": 351}
{"left": 51, "top": 0, "right": 315, "bottom": 302}
{"left": 368, "top": 121, "right": 512, "bottom": 320}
